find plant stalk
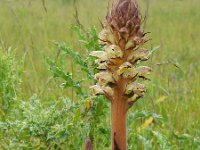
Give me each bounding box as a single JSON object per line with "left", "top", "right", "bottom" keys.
{"left": 111, "top": 82, "right": 127, "bottom": 150}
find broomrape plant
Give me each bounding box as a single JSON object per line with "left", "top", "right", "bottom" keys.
{"left": 1, "top": 0, "right": 200, "bottom": 149}
{"left": 90, "top": 0, "right": 152, "bottom": 149}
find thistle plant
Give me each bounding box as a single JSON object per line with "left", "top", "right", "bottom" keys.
{"left": 90, "top": 0, "right": 152, "bottom": 149}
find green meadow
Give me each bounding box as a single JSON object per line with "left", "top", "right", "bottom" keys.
{"left": 0, "top": 0, "right": 200, "bottom": 149}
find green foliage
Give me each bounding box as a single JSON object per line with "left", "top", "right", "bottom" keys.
{"left": 46, "top": 26, "right": 111, "bottom": 148}
{"left": 47, "top": 58, "right": 84, "bottom": 95}
{"left": 1, "top": 96, "right": 199, "bottom": 149}
{"left": 0, "top": 95, "right": 109, "bottom": 149}
{"left": 0, "top": 44, "right": 23, "bottom": 118}
{"left": 46, "top": 26, "right": 102, "bottom": 98}
{"left": 0, "top": 27, "right": 110, "bottom": 149}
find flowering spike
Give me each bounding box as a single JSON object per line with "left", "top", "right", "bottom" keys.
{"left": 90, "top": 0, "right": 152, "bottom": 149}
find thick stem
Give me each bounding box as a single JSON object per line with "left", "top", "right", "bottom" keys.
{"left": 111, "top": 88, "right": 127, "bottom": 150}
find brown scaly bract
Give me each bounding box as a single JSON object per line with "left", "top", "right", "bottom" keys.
{"left": 90, "top": 0, "right": 152, "bottom": 109}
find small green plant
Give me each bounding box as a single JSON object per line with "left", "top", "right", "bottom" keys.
{"left": 47, "top": 26, "right": 111, "bottom": 149}
{"left": 0, "top": 43, "right": 23, "bottom": 120}
{"left": 0, "top": 95, "right": 92, "bottom": 149}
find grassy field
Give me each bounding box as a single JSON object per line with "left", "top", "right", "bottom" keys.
{"left": 0, "top": 0, "right": 200, "bottom": 149}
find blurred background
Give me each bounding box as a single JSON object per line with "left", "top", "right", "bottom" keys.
{"left": 0, "top": 0, "right": 200, "bottom": 149}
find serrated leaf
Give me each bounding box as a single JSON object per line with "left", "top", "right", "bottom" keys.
{"left": 55, "top": 43, "right": 90, "bottom": 74}
{"left": 47, "top": 59, "right": 83, "bottom": 95}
